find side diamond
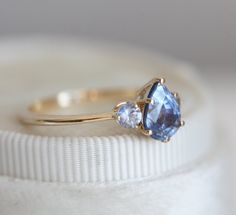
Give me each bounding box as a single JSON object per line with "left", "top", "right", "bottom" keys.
{"left": 116, "top": 102, "right": 142, "bottom": 128}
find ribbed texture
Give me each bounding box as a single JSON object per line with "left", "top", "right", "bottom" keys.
{"left": 0, "top": 107, "right": 213, "bottom": 183}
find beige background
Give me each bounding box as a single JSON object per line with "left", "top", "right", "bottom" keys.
{"left": 0, "top": 0, "right": 235, "bottom": 66}
{"left": 0, "top": 1, "right": 235, "bottom": 213}
{"left": 0, "top": 0, "right": 235, "bottom": 168}
{"left": 0, "top": 0, "right": 234, "bottom": 162}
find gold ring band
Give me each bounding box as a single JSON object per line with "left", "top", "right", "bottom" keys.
{"left": 22, "top": 88, "right": 136, "bottom": 125}
{"left": 20, "top": 78, "right": 184, "bottom": 142}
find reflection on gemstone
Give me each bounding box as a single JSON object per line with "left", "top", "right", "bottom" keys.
{"left": 143, "top": 83, "right": 181, "bottom": 141}
{"left": 117, "top": 102, "right": 142, "bottom": 128}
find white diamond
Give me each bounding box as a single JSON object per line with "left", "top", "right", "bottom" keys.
{"left": 116, "top": 102, "right": 142, "bottom": 128}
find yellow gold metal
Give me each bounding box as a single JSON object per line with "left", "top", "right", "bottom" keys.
{"left": 22, "top": 89, "right": 136, "bottom": 126}
{"left": 142, "top": 129, "right": 153, "bottom": 136}
{"left": 160, "top": 78, "right": 165, "bottom": 84}
{"left": 138, "top": 124, "right": 153, "bottom": 136}
{"left": 20, "top": 77, "right": 184, "bottom": 142}
{"left": 136, "top": 78, "right": 164, "bottom": 98}
{"left": 136, "top": 98, "right": 154, "bottom": 107}
{"left": 172, "top": 92, "right": 181, "bottom": 105}
{"left": 173, "top": 92, "right": 179, "bottom": 98}
{"left": 22, "top": 112, "right": 115, "bottom": 126}
{"left": 180, "top": 120, "right": 185, "bottom": 126}
{"left": 113, "top": 101, "right": 131, "bottom": 113}
{"left": 145, "top": 98, "right": 155, "bottom": 105}
{"left": 163, "top": 137, "right": 170, "bottom": 143}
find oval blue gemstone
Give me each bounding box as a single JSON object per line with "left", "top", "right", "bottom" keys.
{"left": 143, "top": 83, "right": 181, "bottom": 141}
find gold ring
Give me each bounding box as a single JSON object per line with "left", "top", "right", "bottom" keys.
{"left": 20, "top": 78, "right": 185, "bottom": 142}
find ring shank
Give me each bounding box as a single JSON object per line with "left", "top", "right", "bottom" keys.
{"left": 22, "top": 89, "right": 137, "bottom": 126}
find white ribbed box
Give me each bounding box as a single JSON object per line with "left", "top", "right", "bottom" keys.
{"left": 0, "top": 38, "right": 227, "bottom": 215}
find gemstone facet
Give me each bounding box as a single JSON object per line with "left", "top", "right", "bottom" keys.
{"left": 143, "top": 83, "right": 181, "bottom": 141}
{"left": 116, "top": 102, "right": 142, "bottom": 128}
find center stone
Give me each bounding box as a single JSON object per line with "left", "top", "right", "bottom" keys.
{"left": 143, "top": 83, "right": 181, "bottom": 142}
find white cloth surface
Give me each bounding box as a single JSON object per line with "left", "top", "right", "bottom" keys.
{"left": 0, "top": 144, "right": 227, "bottom": 215}
{"left": 0, "top": 39, "right": 227, "bottom": 214}
{"left": 0, "top": 39, "right": 213, "bottom": 183}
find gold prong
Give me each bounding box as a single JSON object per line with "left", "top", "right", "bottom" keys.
{"left": 137, "top": 98, "right": 154, "bottom": 106}
{"left": 136, "top": 78, "right": 166, "bottom": 97}
{"left": 141, "top": 129, "right": 153, "bottom": 136}
{"left": 113, "top": 101, "right": 128, "bottom": 112}
{"left": 145, "top": 98, "right": 154, "bottom": 105}
{"left": 138, "top": 124, "right": 153, "bottom": 136}
{"left": 172, "top": 92, "right": 179, "bottom": 98}
{"left": 180, "top": 120, "right": 185, "bottom": 126}
{"left": 160, "top": 78, "right": 165, "bottom": 84}
{"left": 163, "top": 137, "right": 170, "bottom": 143}
{"left": 172, "top": 92, "right": 180, "bottom": 105}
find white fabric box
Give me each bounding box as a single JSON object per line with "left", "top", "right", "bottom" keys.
{"left": 0, "top": 38, "right": 227, "bottom": 215}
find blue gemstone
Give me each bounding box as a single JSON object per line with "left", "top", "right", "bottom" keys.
{"left": 143, "top": 83, "right": 181, "bottom": 141}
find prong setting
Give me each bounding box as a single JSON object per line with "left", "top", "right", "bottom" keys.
{"left": 114, "top": 78, "right": 183, "bottom": 142}
{"left": 163, "top": 137, "right": 170, "bottom": 143}
{"left": 145, "top": 98, "right": 154, "bottom": 105}
{"left": 136, "top": 98, "right": 154, "bottom": 106}
{"left": 160, "top": 78, "right": 165, "bottom": 84}
{"left": 172, "top": 92, "right": 179, "bottom": 98}
{"left": 172, "top": 92, "right": 181, "bottom": 105}
{"left": 138, "top": 124, "right": 153, "bottom": 136}
{"left": 138, "top": 78, "right": 182, "bottom": 142}
{"left": 142, "top": 129, "right": 153, "bottom": 136}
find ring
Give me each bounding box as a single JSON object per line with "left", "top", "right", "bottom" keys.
{"left": 21, "top": 78, "right": 185, "bottom": 142}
